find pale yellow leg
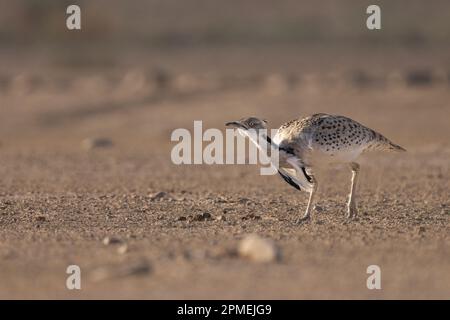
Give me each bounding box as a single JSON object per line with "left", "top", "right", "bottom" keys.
{"left": 296, "top": 178, "right": 318, "bottom": 224}
{"left": 347, "top": 162, "right": 360, "bottom": 218}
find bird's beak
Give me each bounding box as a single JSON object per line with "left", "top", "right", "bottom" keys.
{"left": 225, "top": 121, "right": 246, "bottom": 129}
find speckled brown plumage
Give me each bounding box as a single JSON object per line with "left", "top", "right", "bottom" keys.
{"left": 274, "top": 113, "right": 405, "bottom": 166}
{"left": 226, "top": 113, "right": 406, "bottom": 224}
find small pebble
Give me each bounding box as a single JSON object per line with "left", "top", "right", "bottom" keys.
{"left": 314, "top": 205, "right": 324, "bottom": 212}
{"left": 81, "top": 137, "right": 113, "bottom": 150}
{"left": 238, "top": 234, "right": 280, "bottom": 263}
{"left": 117, "top": 244, "right": 128, "bottom": 255}
{"left": 149, "top": 191, "right": 174, "bottom": 201}
{"left": 35, "top": 216, "right": 47, "bottom": 222}
{"left": 242, "top": 213, "right": 261, "bottom": 220}
{"left": 194, "top": 212, "right": 212, "bottom": 221}
{"left": 102, "top": 236, "right": 121, "bottom": 245}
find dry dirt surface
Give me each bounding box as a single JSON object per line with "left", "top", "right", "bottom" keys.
{"left": 0, "top": 50, "right": 449, "bottom": 299}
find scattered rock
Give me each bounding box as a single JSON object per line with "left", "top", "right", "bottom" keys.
{"left": 149, "top": 191, "right": 184, "bottom": 202}
{"left": 35, "top": 215, "right": 47, "bottom": 222}
{"left": 242, "top": 213, "right": 261, "bottom": 220}
{"left": 406, "top": 69, "right": 434, "bottom": 86}
{"left": 177, "top": 216, "right": 187, "bottom": 221}
{"left": 314, "top": 205, "right": 324, "bottom": 212}
{"left": 151, "top": 67, "right": 171, "bottom": 90}
{"left": 81, "top": 137, "right": 113, "bottom": 150}
{"left": 216, "top": 215, "right": 226, "bottom": 221}
{"left": 117, "top": 244, "right": 128, "bottom": 255}
{"left": 193, "top": 212, "right": 212, "bottom": 221}
{"left": 215, "top": 196, "right": 229, "bottom": 203}
{"left": 102, "top": 236, "right": 122, "bottom": 245}
{"left": 238, "top": 197, "right": 251, "bottom": 204}
{"left": 418, "top": 226, "right": 426, "bottom": 234}
{"left": 149, "top": 191, "right": 172, "bottom": 201}
{"left": 238, "top": 234, "right": 280, "bottom": 263}
{"left": 350, "top": 70, "right": 377, "bottom": 88}
{"left": 181, "top": 250, "right": 192, "bottom": 260}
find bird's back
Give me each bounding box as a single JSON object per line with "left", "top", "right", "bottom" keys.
{"left": 274, "top": 113, "right": 405, "bottom": 166}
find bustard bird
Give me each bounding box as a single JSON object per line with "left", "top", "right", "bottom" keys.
{"left": 226, "top": 113, "right": 405, "bottom": 223}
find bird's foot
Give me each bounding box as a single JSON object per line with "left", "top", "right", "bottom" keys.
{"left": 295, "top": 214, "right": 310, "bottom": 225}
{"left": 346, "top": 203, "right": 358, "bottom": 219}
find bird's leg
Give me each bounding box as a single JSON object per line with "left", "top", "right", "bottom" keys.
{"left": 347, "top": 162, "right": 360, "bottom": 219}
{"left": 296, "top": 176, "right": 317, "bottom": 224}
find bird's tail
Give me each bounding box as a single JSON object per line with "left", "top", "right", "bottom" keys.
{"left": 367, "top": 130, "right": 406, "bottom": 152}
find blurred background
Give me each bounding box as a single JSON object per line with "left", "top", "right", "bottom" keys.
{"left": 1, "top": 0, "right": 450, "bottom": 149}
{"left": 0, "top": 1, "right": 449, "bottom": 299}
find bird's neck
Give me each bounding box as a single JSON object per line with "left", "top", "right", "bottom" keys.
{"left": 238, "top": 128, "right": 273, "bottom": 153}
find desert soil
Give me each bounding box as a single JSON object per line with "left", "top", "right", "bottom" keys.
{"left": 0, "top": 48, "right": 449, "bottom": 299}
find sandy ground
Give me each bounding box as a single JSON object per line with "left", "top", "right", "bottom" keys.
{"left": 0, "top": 49, "right": 449, "bottom": 299}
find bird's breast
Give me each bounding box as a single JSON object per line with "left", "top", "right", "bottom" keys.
{"left": 305, "top": 145, "right": 364, "bottom": 167}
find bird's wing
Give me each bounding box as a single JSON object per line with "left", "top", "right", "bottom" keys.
{"left": 277, "top": 168, "right": 301, "bottom": 190}
{"left": 284, "top": 157, "right": 313, "bottom": 192}
{"left": 272, "top": 131, "right": 314, "bottom": 192}
{"left": 277, "top": 163, "right": 313, "bottom": 193}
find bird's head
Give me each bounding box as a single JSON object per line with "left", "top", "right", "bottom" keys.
{"left": 225, "top": 117, "right": 268, "bottom": 131}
